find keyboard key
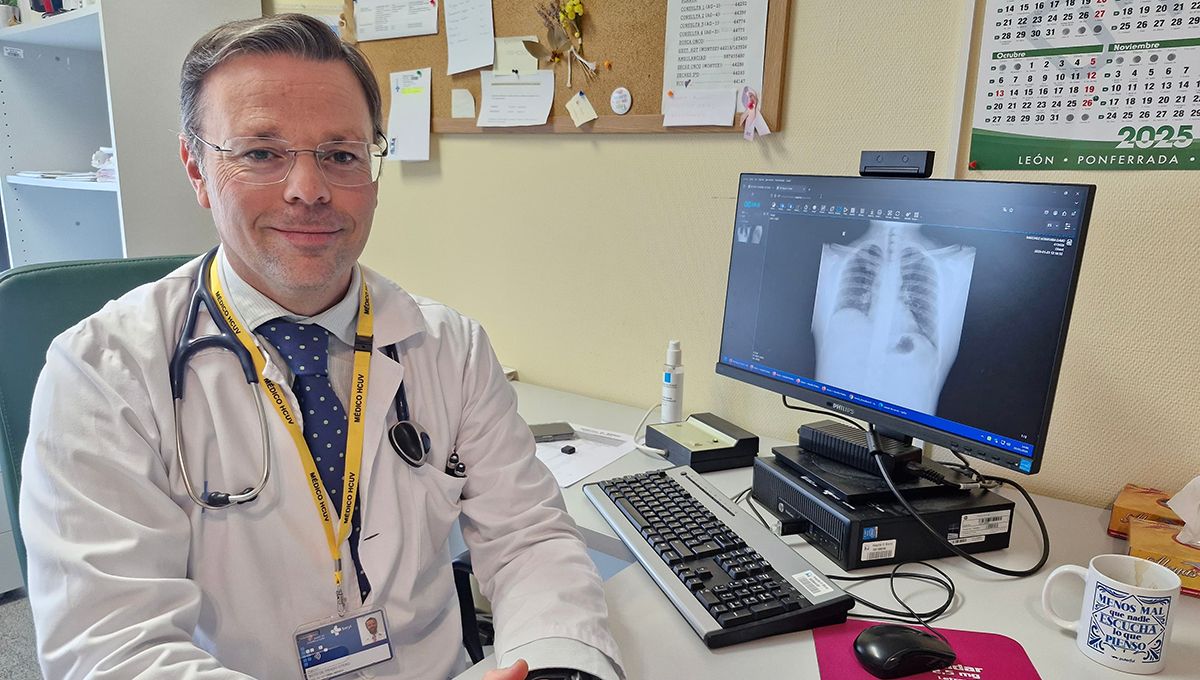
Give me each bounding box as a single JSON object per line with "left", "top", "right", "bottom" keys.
{"left": 669, "top": 540, "right": 695, "bottom": 559}
{"left": 615, "top": 498, "right": 649, "bottom": 530}
{"left": 717, "top": 609, "right": 756, "bottom": 628}
{"left": 751, "top": 601, "right": 786, "bottom": 618}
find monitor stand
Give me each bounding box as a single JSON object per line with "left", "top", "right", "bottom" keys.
{"left": 772, "top": 445, "right": 973, "bottom": 505}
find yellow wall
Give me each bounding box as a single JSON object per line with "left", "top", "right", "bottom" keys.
{"left": 271, "top": 0, "right": 1199, "bottom": 508}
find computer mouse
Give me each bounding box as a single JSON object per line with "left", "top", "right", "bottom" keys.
{"left": 853, "top": 624, "right": 956, "bottom": 679}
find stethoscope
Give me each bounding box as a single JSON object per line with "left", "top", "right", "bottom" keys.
{"left": 170, "top": 247, "right": 447, "bottom": 510}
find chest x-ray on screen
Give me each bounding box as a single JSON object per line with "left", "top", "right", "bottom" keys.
{"left": 811, "top": 221, "right": 975, "bottom": 415}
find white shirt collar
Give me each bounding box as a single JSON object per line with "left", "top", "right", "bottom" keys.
{"left": 216, "top": 246, "right": 362, "bottom": 347}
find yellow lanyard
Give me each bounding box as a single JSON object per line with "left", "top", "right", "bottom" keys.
{"left": 207, "top": 258, "right": 374, "bottom": 614}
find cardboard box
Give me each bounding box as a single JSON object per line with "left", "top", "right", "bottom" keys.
{"left": 1107, "top": 484, "right": 1183, "bottom": 539}
{"left": 1127, "top": 518, "right": 1200, "bottom": 599}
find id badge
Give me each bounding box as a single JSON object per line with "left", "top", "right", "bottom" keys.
{"left": 294, "top": 608, "right": 394, "bottom": 679}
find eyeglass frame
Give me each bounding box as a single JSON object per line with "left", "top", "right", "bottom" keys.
{"left": 190, "top": 134, "right": 387, "bottom": 187}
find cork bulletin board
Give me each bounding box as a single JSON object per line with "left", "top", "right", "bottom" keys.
{"left": 341, "top": 0, "right": 791, "bottom": 133}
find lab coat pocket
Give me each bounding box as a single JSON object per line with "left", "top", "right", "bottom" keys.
{"left": 408, "top": 466, "right": 467, "bottom": 560}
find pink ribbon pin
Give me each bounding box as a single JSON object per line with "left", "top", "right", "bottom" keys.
{"left": 741, "top": 87, "right": 772, "bottom": 141}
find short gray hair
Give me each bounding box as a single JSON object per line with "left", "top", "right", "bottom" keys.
{"left": 180, "top": 14, "right": 384, "bottom": 156}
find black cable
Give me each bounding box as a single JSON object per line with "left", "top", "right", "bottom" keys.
{"left": 886, "top": 562, "right": 953, "bottom": 645}
{"left": 872, "top": 445, "right": 1051, "bottom": 577}
{"left": 734, "top": 487, "right": 772, "bottom": 529}
{"left": 828, "top": 562, "right": 956, "bottom": 624}
{"left": 782, "top": 395, "right": 865, "bottom": 431}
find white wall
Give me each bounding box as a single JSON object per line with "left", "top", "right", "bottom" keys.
{"left": 269, "top": 0, "right": 1199, "bottom": 508}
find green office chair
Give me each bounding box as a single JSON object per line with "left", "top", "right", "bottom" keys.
{"left": 0, "top": 255, "right": 192, "bottom": 582}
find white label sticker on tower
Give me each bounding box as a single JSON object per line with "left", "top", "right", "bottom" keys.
{"left": 3, "top": 47, "right": 24, "bottom": 59}
{"left": 791, "top": 570, "right": 833, "bottom": 598}
{"left": 861, "top": 539, "right": 897, "bottom": 562}
{"left": 959, "top": 510, "right": 1012, "bottom": 538}
{"left": 949, "top": 535, "right": 985, "bottom": 546}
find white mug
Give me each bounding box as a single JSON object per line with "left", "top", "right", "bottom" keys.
{"left": 1041, "top": 554, "right": 1182, "bottom": 674}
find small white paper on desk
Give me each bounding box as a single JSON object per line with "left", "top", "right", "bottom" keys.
{"left": 354, "top": 0, "right": 438, "bottom": 42}
{"left": 476, "top": 70, "right": 554, "bottom": 127}
{"left": 444, "top": 0, "right": 495, "bottom": 74}
{"left": 662, "top": 88, "right": 737, "bottom": 127}
{"left": 495, "top": 35, "right": 538, "bottom": 76}
{"left": 387, "top": 68, "right": 431, "bottom": 161}
{"left": 535, "top": 425, "right": 634, "bottom": 488}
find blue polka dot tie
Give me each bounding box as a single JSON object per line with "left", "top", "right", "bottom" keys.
{"left": 257, "top": 320, "right": 371, "bottom": 603}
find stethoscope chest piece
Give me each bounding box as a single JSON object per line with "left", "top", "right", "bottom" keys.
{"left": 388, "top": 420, "right": 431, "bottom": 468}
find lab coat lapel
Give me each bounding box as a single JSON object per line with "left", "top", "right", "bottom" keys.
{"left": 359, "top": 270, "right": 427, "bottom": 497}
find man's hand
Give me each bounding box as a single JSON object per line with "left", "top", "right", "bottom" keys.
{"left": 482, "top": 658, "right": 529, "bottom": 680}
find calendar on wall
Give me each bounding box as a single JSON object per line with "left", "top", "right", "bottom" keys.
{"left": 970, "top": 0, "right": 1200, "bottom": 170}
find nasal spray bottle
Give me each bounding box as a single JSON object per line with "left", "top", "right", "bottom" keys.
{"left": 661, "top": 340, "right": 684, "bottom": 423}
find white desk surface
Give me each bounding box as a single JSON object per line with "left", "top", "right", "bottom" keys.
{"left": 456, "top": 382, "right": 1200, "bottom": 680}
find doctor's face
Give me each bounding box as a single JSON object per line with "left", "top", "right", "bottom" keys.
{"left": 181, "top": 53, "right": 378, "bottom": 312}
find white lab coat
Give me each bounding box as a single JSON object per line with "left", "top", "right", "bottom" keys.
{"left": 20, "top": 257, "right": 621, "bottom": 679}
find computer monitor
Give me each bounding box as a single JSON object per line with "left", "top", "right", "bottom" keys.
{"left": 716, "top": 174, "right": 1094, "bottom": 475}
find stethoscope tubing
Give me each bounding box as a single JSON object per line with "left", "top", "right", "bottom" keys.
{"left": 172, "top": 248, "right": 271, "bottom": 509}
{"left": 170, "top": 248, "right": 440, "bottom": 508}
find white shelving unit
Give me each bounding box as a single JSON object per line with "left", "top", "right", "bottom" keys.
{"left": 0, "top": 0, "right": 261, "bottom": 270}
{"left": 7, "top": 175, "right": 119, "bottom": 191}
{"left": 0, "top": 0, "right": 261, "bottom": 593}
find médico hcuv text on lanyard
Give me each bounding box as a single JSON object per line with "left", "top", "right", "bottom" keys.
{"left": 207, "top": 257, "right": 374, "bottom": 615}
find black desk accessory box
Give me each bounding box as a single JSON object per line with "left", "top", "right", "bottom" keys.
{"left": 772, "top": 446, "right": 978, "bottom": 504}
{"left": 752, "top": 456, "right": 1015, "bottom": 570}
{"left": 645, "top": 413, "right": 759, "bottom": 472}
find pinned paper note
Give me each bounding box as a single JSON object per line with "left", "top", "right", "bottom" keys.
{"left": 451, "top": 89, "right": 476, "bottom": 118}
{"left": 662, "top": 0, "right": 768, "bottom": 113}
{"left": 354, "top": 0, "right": 438, "bottom": 42}
{"left": 662, "top": 88, "right": 737, "bottom": 127}
{"left": 387, "top": 68, "right": 431, "bottom": 161}
{"left": 565, "top": 91, "right": 598, "bottom": 127}
{"left": 445, "top": 0, "right": 495, "bottom": 74}
{"left": 477, "top": 71, "right": 555, "bottom": 127}
{"left": 495, "top": 36, "right": 539, "bottom": 76}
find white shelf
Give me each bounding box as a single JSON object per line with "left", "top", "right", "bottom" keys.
{"left": 0, "top": 6, "right": 101, "bottom": 51}
{"left": 0, "top": 0, "right": 259, "bottom": 270}
{"left": 7, "top": 175, "right": 117, "bottom": 192}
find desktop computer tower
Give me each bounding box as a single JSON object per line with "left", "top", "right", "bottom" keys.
{"left": 752, "top": 457, "right": 1015, "bottom": 571}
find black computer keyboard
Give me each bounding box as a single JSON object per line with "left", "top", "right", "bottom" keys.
{"left": 584, "top": 467, "right": 854, "bottom": 648}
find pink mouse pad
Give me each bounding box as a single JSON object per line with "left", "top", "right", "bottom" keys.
{"left": 813, "top": 618, "right": 1041, "bottom": 679}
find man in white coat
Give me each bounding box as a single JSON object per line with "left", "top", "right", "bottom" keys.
{"left": 20, "top": 14, "right": 622, "bottom": 680}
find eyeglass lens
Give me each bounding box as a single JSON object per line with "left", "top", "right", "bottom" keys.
{"left": 216, "top": 137, "right": 383, "bottom": 186}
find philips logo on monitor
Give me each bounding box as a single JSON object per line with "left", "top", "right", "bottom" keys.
{"left": 830, "top": 403, "right": 855, "bottom": 415}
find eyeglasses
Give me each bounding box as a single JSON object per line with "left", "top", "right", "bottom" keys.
{"left": 193, "top": 136, "right": 385, "bottom": 187}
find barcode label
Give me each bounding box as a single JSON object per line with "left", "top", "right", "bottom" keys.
{"left": 959, "top": 509, "right": 1012, "bottom": 538}
{"left": 791, "top": 570, "right": 834, "bottom": 598}
{"left": 950, "top": 535, "right": 985, "bottom": 546}
{"left": 861, "top": 539, "right": 897, "bottom": 561}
